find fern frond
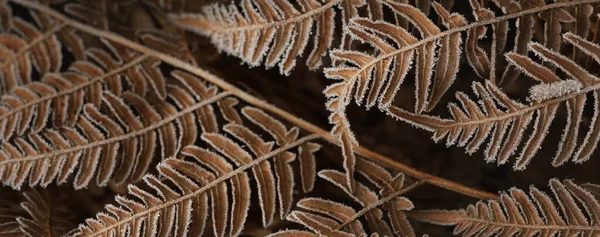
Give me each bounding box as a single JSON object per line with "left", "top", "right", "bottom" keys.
{"left": 409, "top": 179, "right": 600, "bottom": 236}
{"left": 243, "top": 107, "right": 321, "bottom": 217}
{"left": 73, "top": 108, "right": 321, "bottom": 237}
{"left": 63, "top": 1, "right": 199, "bottom": 63}
{"left": 0, "top": 3, "right": 508, "bottom": 235}
{"left": 0, "top": 71, "right": 232, "bottom": 189}
{"left": 389, "top": 33, "right": 600, "bottom": 170}
{"left": 277, "top": 159, "right": 420, "bottom": 237}
{"left": 62, "top": 0, "right": 108, "bottom": 30}
{"left": 170, "top": 0, "right": 364, "bottom": 75}
{"left": 136, "top": 29, "right": 198, "bottom": 63}
{"left": 268, "top": 230, "right": 319, "bottom": 237}
{"left": 0, "top": 187, "right": 79, "bottom": 237}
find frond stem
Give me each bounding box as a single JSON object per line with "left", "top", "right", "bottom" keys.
{"left": 10, "top": 0, "right": 499, "bottom": 200}
{"left": 388, "top": 81, "right": 600, "bottom": 130}
{"left": 0, "top": 55, "right": 149, "bottom": 123}
{"left": 200, "top": 0, "right": 342, "bottom": 33}
{"left": 464, "top": 217, "right": 600, "bottom": 231}
{"left": 86, "top": 134, "right": 321, "bottom": 237}
{"left": 0, "top": 91, "right": 231, "bottom": 165}
{"left": 334, "top": 1, "right": 600, "bottom": 161}
{"left": 0, "top": 21, "right": 68, "bottom": 70}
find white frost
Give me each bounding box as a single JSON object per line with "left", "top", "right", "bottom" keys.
{"left": 528, "top": 79, "right": 583, "bottom": 102}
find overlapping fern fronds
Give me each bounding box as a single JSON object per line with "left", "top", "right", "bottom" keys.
{"left": 0, "top": 70, "right": 234, "bottom": 189}
{"left": 322, "top": 0, "right": 599, "bottom": 188}
{"left": 272, "top": 159, "right": 420, "bottom": 237}
{"left": 3, "top": 0, "right": 593, "bottom": 236}
{"left": 74, "top": 108, "right": 321, "bottom": 236}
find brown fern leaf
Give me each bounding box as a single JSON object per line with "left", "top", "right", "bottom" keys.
{"left": 73, "top": 109, "right": 320, "bottom": 237}
{"left": 389, "top": 33, "right": 600, "bottom": 170}
{"left": 0, "top": 59, "right": 105, "bottom": 142}
{"left": 0, "top": 187, "right": 80, "bottom": 237}
{"left": 0, "top": 0, "right": 322, "bottom": 196}
{"left": 16, "top": 189, "right": 77, "bottom": 237}
{"left": 268, "top": 230, "right": 319, "bottom": 237}
{"left": 169, "top": 0, "right": 364, "bottom": 75}
{"left": 0, "top": 72, "right": 231, "bottom": 189}
{"left": 136, "top": 29, "right": 198, "bottom": 63}
{"left": 278, "top": 159, "right": 418, "bottom": 237}
{"left": 409, "top": 179, "right": 600, "bottom": 236}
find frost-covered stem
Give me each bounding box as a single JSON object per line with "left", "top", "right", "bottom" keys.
{"left": 351, "top": 0, "right": 600, "bottom": 89}
{"left": 205, "top": 0, "right": 343, "bottom": 33}
{"left": 335, "top": 0, "right": 600, "bottom": 143}
{"left": 0, "top": 91, "right": 232, "bottom": 165}
{"left": 464, "top": 218, "right": 600, "bottom": 231}
{"left": 0, "top": 55, "right": 149, "bottom": 122}
{"left": 0, "top": 21, "right": 67, "bottom": 70}
{"left": 338, "top": 0, "right": 600, "bottom": 122}
{"left": 336, "top": 179, "right": 426, "bottom": 230}
{"left": 11, "top": 0, "right": 499, "bottom": 200}
{"left": 388, "top": 79, "right": 600, "bottom": 130}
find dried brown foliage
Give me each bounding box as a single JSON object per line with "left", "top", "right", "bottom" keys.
{"left": 1, "top": 0, "right": 600, "bottom": 236}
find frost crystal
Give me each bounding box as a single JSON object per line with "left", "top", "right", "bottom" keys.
{"left": 528, "top": 80, "right": 583, "bottom": 102}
